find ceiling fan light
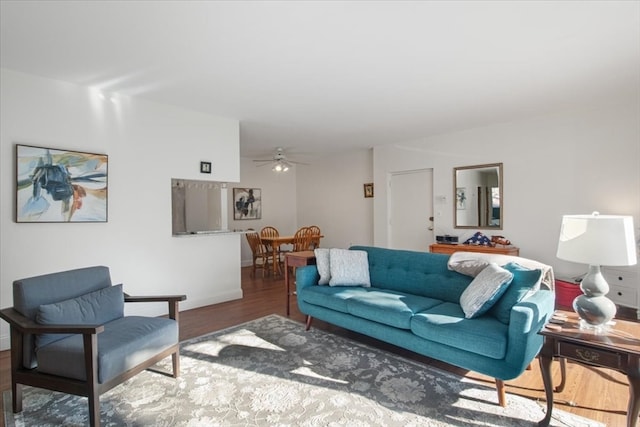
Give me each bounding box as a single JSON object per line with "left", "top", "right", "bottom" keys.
{"left": 271, "top": 159, "right": 291, "bottom": 172}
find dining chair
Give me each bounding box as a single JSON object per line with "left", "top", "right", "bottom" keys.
{"left": 245, "top": 231, "right": 274, "bottom": 278}
{"left": 260, "top": 226, "right": 287, "bottom": 269}
{"left": 307, "top": 225, "right": 321, "bottom": 249}
{"left": 292, "top": 226, "right": 313, "bottom": 252}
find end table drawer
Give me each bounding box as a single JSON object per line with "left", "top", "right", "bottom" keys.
{"left": 558, "top": 342, "right": 621, "bottom": 369}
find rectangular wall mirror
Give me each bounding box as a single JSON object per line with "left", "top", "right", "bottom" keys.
{"left": 454, "top": 163, "right": 503, "bottom": 229}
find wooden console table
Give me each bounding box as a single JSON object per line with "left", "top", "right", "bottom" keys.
{"left": 284, "top": 251, "right": 316, "bottom": 316}
{"left": 538, "top": 310, "right": 640, "bottom": 427}
{"left": 429, "top": 243, "right": 519, "bottom": 256}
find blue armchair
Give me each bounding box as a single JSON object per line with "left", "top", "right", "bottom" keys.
{"left": 0, "top": 266, "right": 186, "bottom": 427}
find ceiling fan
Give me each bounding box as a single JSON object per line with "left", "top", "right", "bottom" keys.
{"left": 252, "top": 147, "right": 307, "bottom": 172}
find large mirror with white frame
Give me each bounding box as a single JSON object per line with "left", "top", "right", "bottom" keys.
{"left": 454, "top": 163, "right": 503, "bottom": 229}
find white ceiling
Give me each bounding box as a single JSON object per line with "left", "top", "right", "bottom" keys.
{"left": 1, "top": 1, "right": 639, "bottom": 160}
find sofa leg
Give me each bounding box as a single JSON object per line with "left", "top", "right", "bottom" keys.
{"left": 495, "top": 379, "right": 506, "bottom": 407}
{"left": 305, "top": 315, "right": 313, "bottom": 331}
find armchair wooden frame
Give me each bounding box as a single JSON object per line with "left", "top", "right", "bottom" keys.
{"left": 0, "top": 294, "right": 186, "bottom": 427}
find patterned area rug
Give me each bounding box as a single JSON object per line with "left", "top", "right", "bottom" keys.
{"left": 4, "top": 314, "right": 602, "bottom": 427}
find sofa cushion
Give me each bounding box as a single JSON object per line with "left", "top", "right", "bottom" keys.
{"left": 298, "top": 285, "right": 370, "bottom": 313}
{"left": 411, "top": 303, "right": 508, "bottom": 359}
{"left": 314, "top": 248, "right": 331, "bottom": 285}
{"left": 36, "top": 284, "right": 125, "bottom": 349}
{"left": 459, "top": 263, "right": 513, "bottom": 318}
{"left": 329, "top": 249, "right": 371, "bottom": 287}
{"left": 489, "top": 262, "right": 543, "bottom": 324}
{"left": 346, "top": 290, "right": 443, "bottom": 329}
{"left": 37, "top": 316, "right": 178, "bottom": 384}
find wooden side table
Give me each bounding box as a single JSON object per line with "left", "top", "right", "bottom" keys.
{"left": 429, "top": 243, "right": 520, "bottom": 256}
{"left": 538, "top": 311, "right": 640, "bottom": 427}
{"left": 284, "top": 251, "right": 316, "bottom": 316}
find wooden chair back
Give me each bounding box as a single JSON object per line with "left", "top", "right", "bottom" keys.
{"left": 260, "top": 226, "right": 279, "bottom": 239}
{"left": 292, "top": 226, "right": 313, "bottom": 252}
{"left": 245, "top": 231, "right": 264, "bottom": 255}
{"left": 307, "top": 225, "right": 321, "bottom": 249}
{"left": 245, "top": 231, "right": 271, "bottom": 277}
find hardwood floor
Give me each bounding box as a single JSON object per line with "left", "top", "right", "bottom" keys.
{"left": 1, "top": 267, "right": 636, "bottom": 427}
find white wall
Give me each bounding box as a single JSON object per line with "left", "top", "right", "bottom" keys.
{"left": 231, "top": 149, "right": 373, "bottom": 266}
{"left": 0, "top": 69, "right": 243, "bottom": 350}
{"left": 373, "top": 101, "right": 640, "bottom": 281}
{"left": 297, "top": 149, "right": 374, "bottom": 249}
{"left": 229, "top": 157, "right": 297, "bottom": 265}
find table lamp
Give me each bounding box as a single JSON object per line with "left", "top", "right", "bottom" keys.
{"left": 556, "top": 212, "right": 637, "bottom": 330}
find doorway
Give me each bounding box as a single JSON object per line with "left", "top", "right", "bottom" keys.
{"left": 388, "top": 169, "right": 434, "bottom": 251}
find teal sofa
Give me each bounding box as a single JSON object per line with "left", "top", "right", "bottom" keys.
{"left": 296, "top": 246, "right": 555, "bottom": 406}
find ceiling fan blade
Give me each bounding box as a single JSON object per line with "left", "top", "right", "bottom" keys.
{"left": 252, "top": 159, "right": 273, "bottom": 163}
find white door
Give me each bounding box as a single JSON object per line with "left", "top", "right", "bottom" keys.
{"left": 389, "top": 169, "right": 434, "bottom": 251}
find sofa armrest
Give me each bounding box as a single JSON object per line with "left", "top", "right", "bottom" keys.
{"left": 503, "top": 289, "right": 555, "bottom": 374}
{"left": 0, "top": 307, "right": 104, "bottom": 335}
{"left": 124, "top": 293, "right": 186, "bottom": 321}
{"left": 296, "top": 266, "right": 320, "bottom": 292}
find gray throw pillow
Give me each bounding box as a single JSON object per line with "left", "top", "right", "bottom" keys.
{"left": 459, "top": 263, "right": 513, "bottom": 318}
{"left": 329, "top": 249, "right": 371, "bottom": 287}
{"left": 314, "top": 248, "right": 331, "bottom": 285}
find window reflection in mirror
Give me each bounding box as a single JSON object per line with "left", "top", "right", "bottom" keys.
{"left": 454, "top": 163, "right": 503, "bottom": 229}
{"left": 171, "top": 178, "right": 227, "bottom": 235}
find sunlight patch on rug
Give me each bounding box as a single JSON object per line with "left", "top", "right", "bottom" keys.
{"left": 4, "top": 314, "right": 603, "bottom": 427}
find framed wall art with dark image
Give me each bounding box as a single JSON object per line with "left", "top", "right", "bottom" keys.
{"left": 16, "top": 144, "right": 108, "bottom": 223}
{"left": 233, "top": 187, "right": 261, "bottom": 220}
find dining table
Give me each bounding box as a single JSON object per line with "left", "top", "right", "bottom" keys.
{"left": 259, "top": 235, "right": 295, "bottom": 276}
{"left": 260, "top": 234, "right": 322, "bottom": 277}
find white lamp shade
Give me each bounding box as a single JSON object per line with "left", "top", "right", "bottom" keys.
{"left": 557, "top": 213, "right": 637, "bottom": 266}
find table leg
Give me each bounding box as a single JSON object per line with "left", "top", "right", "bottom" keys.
{"left": 284, "top": 256, "right": 290, "bottom": 316}
{"left": 628, "top": 356, "right": 640, "bottom": 427}
{"left": 272, "top": 245, "right": 280, "bottom": 276}
{"left": 555, "top": 357, "right": 567, "bottom": 393}
{"left": 538, "top": 345, "right": 554, "bottom": 427}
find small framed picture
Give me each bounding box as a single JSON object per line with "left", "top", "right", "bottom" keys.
{"left": 200, "top": 161, "right": 212, "bottom": 174}
{"left": 363, "top": 183, "right": 374, "bottom": 198}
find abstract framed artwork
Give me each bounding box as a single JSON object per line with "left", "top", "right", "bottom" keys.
{"left": 16, "top": 144, "right": 108, "bottom": 223}
{"left": 233, "top": 188, "right": 261, "bottom": 220}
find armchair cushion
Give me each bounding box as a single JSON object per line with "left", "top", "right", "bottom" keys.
{"left": 37, "top": 315, "right": 178, "bottom": 384}
{"left": 36, "top": 284, "right": 124, "bottom": 349}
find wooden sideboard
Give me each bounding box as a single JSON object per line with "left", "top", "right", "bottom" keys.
{"left": 429, "top": 243, "right": 520, "bottom": 256}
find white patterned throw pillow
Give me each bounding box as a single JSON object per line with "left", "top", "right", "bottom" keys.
{"left": 459, "top": 263, "right": 513, "bottom": 319}
{"left": 328, "top": 248, "right": 371, "bottom": 287}
{"left": 314, "top": 248, "right": 331, "bottom": 285}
